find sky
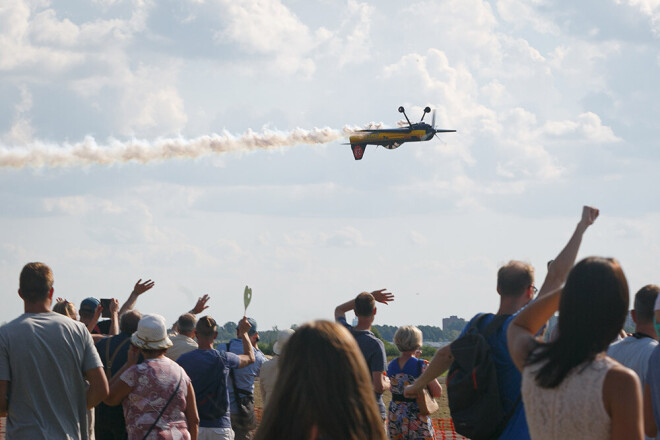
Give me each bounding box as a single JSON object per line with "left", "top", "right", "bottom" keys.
{"left": 1, "top": 0, "right": 660, "bottom": 330}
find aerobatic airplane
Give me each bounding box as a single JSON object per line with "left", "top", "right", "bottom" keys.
{"left": 348, "top": 106, "right": 456, "bottom": 160}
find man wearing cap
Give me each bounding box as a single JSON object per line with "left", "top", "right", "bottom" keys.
{"left": 80, "top": 297, "right": 119, "bottom": 337}
{"left": 0, "top": 262, "right": 108, "bottom": 439}
{"left": 167, "top": 313, "right": 199, "bottom": 361}
{"left": 224, "top": 317, "right": 267, "bottom": 440}
{"left": 259, "top": 328, "right": 294, "bottom": 408}
{"left": 177, "top": 316, "right": 255, "bottom": 440}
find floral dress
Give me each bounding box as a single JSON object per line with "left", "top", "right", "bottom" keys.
{"left": 387, "top": 357, "right": 436, "bottom": 440}
{"left": 120, "top": 357, "right": 192, "bottom": 440}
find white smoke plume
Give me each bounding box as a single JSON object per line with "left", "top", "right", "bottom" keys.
{"left": 0, "top": 127, "right": 349, "bottom": 169}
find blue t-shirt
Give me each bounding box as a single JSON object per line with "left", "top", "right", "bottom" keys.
{"left": 177, "top": 348, "right": 240, "bottom": 428}
{"left": 222, "top": 339, "right": 267, "bottom": 414}
{"left": 337, "top": 317, "right": 387, "bottom": 419}
{"left": 458, "top": 313, "right": 530, "bottom": 440}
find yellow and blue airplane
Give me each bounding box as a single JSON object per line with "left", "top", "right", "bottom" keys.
{"left": 348, "top": 106, "right": 455, "bottom": 160}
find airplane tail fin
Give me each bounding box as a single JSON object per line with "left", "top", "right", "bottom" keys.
{"left": 351, "top": 144, "right": 365, "bottom": 160}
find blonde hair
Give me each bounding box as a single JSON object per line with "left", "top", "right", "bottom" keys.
{"left": 254, "top": 320, "right": 386, "bottom": 440}
{"left": 394, "top": 325, "right": 423, "bottom": 352}
{"left": 53, "top": 300, "right": 77, "bottom": 320}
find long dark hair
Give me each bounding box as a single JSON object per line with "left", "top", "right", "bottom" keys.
{"left": 254, "top": 320, "right": 386, "bottom": 440}
{"left": 527, "top": 257, "right": 629, "bottom": 388}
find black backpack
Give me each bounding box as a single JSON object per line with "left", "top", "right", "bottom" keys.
{"left": 447, "top": 313, "right": 519, "bottom": 440}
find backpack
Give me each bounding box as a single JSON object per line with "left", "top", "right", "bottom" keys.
{"left": 446, "top": 313, "right": 519, "bottom": 440}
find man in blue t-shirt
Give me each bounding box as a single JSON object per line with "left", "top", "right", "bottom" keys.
{"left": 404, "top": 206, "right": 599, "bottom": 440}
{"left": 335, "top": 289, "right": 395, "bottom": 421}
{"left": 177, "top": 316, "right": 255, "bottom": 440}
{"left": 224, "top": 317, "right": 267, "bottom": 440}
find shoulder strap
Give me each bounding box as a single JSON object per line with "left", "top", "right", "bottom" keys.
{"left": 106, "top": 338, "right": 130, "bottom": 377}
{"left": 481, "top": 314, "right": 511, "bottom": 338}
{"left": 142, "top": 369, "right": 182, "bottom": 440}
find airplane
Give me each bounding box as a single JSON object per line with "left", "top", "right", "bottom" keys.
{"left": 348, "top": 106, "right": 456, "bottom": 160}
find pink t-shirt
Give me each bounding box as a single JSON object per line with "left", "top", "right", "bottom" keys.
{"left": 120, "top": 357, "right": 191, "bottom": 440}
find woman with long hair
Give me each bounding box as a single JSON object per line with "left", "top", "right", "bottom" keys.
{"left": 508, "top": 257, "right": 643, "bottom": 439}
{"left": 254, "top": 320, "right": 387, "bottom": 440}
{"left": 387, "top": 325, "right": 441, "bottom": 439}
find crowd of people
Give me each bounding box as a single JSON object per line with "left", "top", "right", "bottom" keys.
{"left": 1, "top": 206, "right": 660, "bottom": 440}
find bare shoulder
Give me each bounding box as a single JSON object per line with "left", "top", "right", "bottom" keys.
{"left": 605, "top": 362, "right": 640, "bottom": 386}
{"left": 603, "top": 362, "right": 641, "bottom": 413}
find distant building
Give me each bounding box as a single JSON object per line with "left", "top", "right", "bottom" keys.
{"left": 443, "top": 315, "right": 466, "bottom": 332}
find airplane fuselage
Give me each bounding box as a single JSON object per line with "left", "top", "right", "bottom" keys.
{"left": 347, "top": 107, "right": 455, "bottom": 160}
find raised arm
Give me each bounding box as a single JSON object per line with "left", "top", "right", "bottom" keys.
{"left": 118, "top": 279, "right": 155, "bottom": 316}
{"left": 236, "top": 316, "right": 256, "bottom": 368}
{"left": 87, "top": 304, "right": 102, "bottom": 333}
{"left": 108, "top": 298, "right": 120, "bottom": 336}
{"left": 537, "top": 206, "right": 599, "bottom": 298}
{"left": 334, "top": 289, "right": 394, "bottom": 320}
{"left": 507, "top": 288, "right": 562, "bottom": 371}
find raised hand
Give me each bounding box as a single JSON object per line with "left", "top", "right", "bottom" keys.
{"left": 238, "top": 316, "right": 252, "bottom": 337}
{"left": 581, "top": 206, "right": 599, "bottom": 227}
{"left": 191, "top": 294, "right": 210, "bottom": 314}
{"left": 132, "top": 279, "right": 155, "bottom": 296}
{"left": 109, "top": 298, "right": 119, "bottom": 315}
{"left": 56, "top": 297, "right": 65, "bottom": 303}
{"left": 371, "top": 289, "right": 394, "bottom": 305}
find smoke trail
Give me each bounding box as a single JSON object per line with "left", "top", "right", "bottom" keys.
{"left": 0, "top": 127, "right": 349, "bottom": 168}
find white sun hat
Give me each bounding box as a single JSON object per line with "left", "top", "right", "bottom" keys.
{"left": 131, "top": 314, "right": 173, "bottom": 350}
{"left": 273, "top": 328, "right": 295, "bottom": 355}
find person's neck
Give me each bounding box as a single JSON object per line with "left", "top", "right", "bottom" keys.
{"left": 143, "top": 352, "right": 165, "bottom": 360}
{"left": 398, "top": 351, "right": 414, "bottom": 368}
{"left": 179, "top": 331, "right": 194, "bottom": 339}
{"left": 497, "top": 294, "right": 527, "bottom": 315}
{"left": 635, "top": 323, "right": 658, "bottom": 340}
{"left": 197, "top": 339, "right": 214, "bottom": 350}
{"left": 24, "top": 301, "right": 51, "bottom": 314}
{"left": 354, "top": 317, "right": 372, "bottom": 331}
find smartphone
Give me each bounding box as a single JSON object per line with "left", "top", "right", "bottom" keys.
{"left": 100, "top": 298, "right": 111, "bottom": 318}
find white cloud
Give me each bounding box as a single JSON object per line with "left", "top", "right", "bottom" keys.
{"left": 496, "top": 0, "right": 560, "bottom": 35}
{"left": 3, "top": 85, "right": 34, "bottom": 146}
{"left": 321, "top": 226, "right": 371, "bottom": 248}
{"left": 542, "top": 112, "right": 622, "bottom": 144}
{"left": 616, "top": 0, "right": 660, "bottom": 35}
{"left": 213, "top": 0, "right": 320, "bottom": 76}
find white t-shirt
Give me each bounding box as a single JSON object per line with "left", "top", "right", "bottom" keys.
{"left": 0, "top": 311, "right": 103, "bottom": 439}
{"left": 166, "top": 333, "right": 198, "bottom": 361}
{"left": 607, "top": 334, "right": 658, "bottom": 388}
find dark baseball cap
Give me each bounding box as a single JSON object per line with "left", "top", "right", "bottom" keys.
{"left": 80, "top": 297, "right": 100, "bottom": 313}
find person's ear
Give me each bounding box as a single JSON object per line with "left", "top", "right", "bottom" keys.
{"left": 631, "top": 310, "right": 638, "bottom": 324}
